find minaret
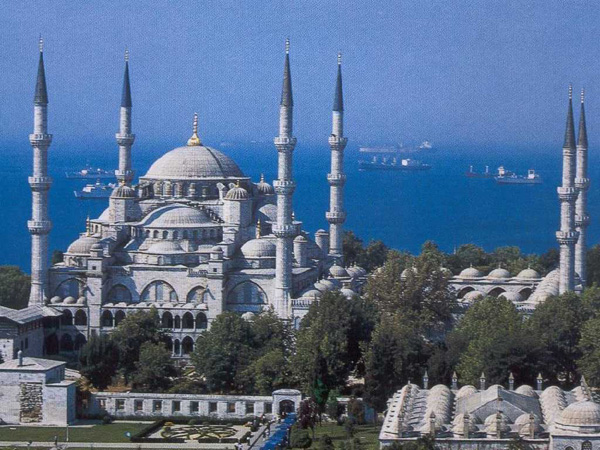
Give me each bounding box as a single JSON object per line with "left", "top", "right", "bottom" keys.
{"left": 575, "top": 88, "right": 590, "bottom": 286}
{"left": 28, "top": 37, "right": 53, "bottom": 305}
{"left": 326, "top": 53, "right": 348, "bottom": 262}
{"left": 115, "top": 49, "right": 135, "bottom": 185}
{"left": 272, "top": 39, "right": 297, "bottom": 318}
{"left": 557, "top": 85, "right": 579, "bottom": 294}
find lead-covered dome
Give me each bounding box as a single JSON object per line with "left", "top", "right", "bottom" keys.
{"left": 144, "top": 145, "right": 244, "bottom": 180}
{"left": 240, "top": 238, "right": 276, "bottom": 258}
{"left": 557, "top": 401, "right": 600, "bottom": 427}
{"left": 517, "top": 268, "right": 541, "bottom": 279}
{"left": 67, "top": 235, "right": 99, "bottom": 255}
{"left": 487, "top": 268, "right": 511, "bottom": 279}
{"left": 459, "top": 267, "right": 483, "bottom": 278}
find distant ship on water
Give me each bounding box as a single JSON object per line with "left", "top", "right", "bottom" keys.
{"left": 495, "top": 167, "right": 542, "bottom": 184}
{"left": 65, "top": 165, "right": 115, "bottom": 180}
{"left": 358, "top": 156, "right": 431, "bottom": 171}
{"left": 359, "top": 140, "right": 433, "bottom": 155}
{"left": 74, "top": 181, "right": 117, "bottom": 199}
{"left": 465, "top": 165, "right": 494, "bottom": 178}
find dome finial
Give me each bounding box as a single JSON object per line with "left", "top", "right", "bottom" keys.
{"left": 187, "top": 112, "right": 202, "bottom": 146}
{"left": 256, "top": 219, "right": 262, "bottom": 239}
{"left": 86, "top": 215, "right": 91, "bottom": 236}
{"left": 337, "top": 51, "right": 342, "bottom": 66}
{"left": 38, "top": 35, "right": 44, "bottom": 53}
{"left": 569, "top": 83, "right": 573, "bottom": 100}
{"left": 581, "top": 87, "right": 585, "bottom": 104}
{"left": 124, "top": 47, "right": 129, "bottom": 62}
{"left": 260, "top": 173, "right": 265, "bottom": 182}
{"left": 285, "top": 37, "right": 290, "bottom": 54}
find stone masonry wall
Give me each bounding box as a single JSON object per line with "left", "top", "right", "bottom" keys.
{"left": 19, "top": 382, "right": 43, "bottom": 423}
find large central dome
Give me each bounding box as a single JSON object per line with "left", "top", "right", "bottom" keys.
{"left": 144, "top": 145, "right": 244, "bottom": 180}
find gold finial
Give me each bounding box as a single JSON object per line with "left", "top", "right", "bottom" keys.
{"left": 39, "top": 35, "right": 44, "bottom": 53}
{"left": 337, "top": 52, "right": 342, "bottom": 66}
{"left": 581, "top": 87, "right": 585, "bottom": 104}
{"left": 568, "top": 84, "right": 573, "bottom": 100}
{"left": 260, "top": 173, "right": 265, "bottom": 183}
{"left": 285, "top": 38, "right": 290, "bottom": 54}
{"left": 125, "top": 47, "right": 129, "bottom": 62}
{"left": 256, "top": 219, "right": 262, "bottom": 239}
{"left": 187, "top": 112, "right": 202, "bottom": 146}
{"left": 86, "top": 215, "right": 91, "bottom": 236}
{"left": 236, "top": 179, "right": 241, "bottom": 187}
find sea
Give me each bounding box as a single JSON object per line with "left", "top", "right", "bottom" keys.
{"left": 1, "top": 140, "right": 597, "bottom": 273}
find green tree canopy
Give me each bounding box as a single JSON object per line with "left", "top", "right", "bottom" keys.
{"left": 132, "top": 342, "right": 177, "bottom": 392}
{"left": 78, "top": 333, "right": 119, "bottom": 390}
{"left": 0, "top": 266, "right": 30, "bottom": 310}
{"left": 342, "top": 231, "right": 389, "bottom": 272}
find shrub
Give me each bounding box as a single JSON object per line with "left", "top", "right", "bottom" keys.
{"left": 317, "top": 434, "right": 335, "bottom": 450}
{"left": 290, "top": 426, "right": 312, "bottom": 448}
{"left": 102, "top": 414, "right": 112, "bottom": 425}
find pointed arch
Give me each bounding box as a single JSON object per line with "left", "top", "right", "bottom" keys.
{"left": 74, "top": 309, "right": 87, "bottom": 326}
{"left": 140, "top": 280, "right": 178, "bottom": 303}
{"left": 196, "top": 313, "right": 207, "bottom": 330}
{"left": 488, "top": 287, "right": 506, "bottom": 297}
{"left": 61, "top": 310, "right": 73, "bottom": 326}
{"left": 101, "top": 310, "right": 113, "bottom": 327}
{"left": 161, "top": 311, "right": 174, "bottom": 328}
{"left": 54, "top": 278, "right": 84, "bottom": 298}
{"left": 182, "top": 336, "right": 194, "bottom": 355}
{"left": 114, "top": 310, "right": 126, "bottom": 326}
{"left": 182, "top": 312, "right": 194, "bottom": 329}
{"left": 227, "top": 281, "right": 268, "bottom": 312}
{"left": 187, "top": 286, "right": 206, "bottom": 303}
{"left": 457, "top": 286, "right": 475, "bottom": 299}
{"left": 107, "top": 285, "right": 132, "bottom": 304}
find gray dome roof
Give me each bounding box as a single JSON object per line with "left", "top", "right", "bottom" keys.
{"left": 487, "top": 268, "right": 511, "bottom": 279}
{"left": 256, "top": 175, "right": 275, "bottom": 195}
{"left": 144, "top": 145, "right": 244, "bottom": 180}
{"left": 147, "top": 241, "right": 185, "bottom": 254}
{"left": 517, "top": 268, "right": 541, "bottom": 279}
{"left": 499, "top": 291, "right": 523, "bottom": 302}
{"left": 240, "top": 238, "right": 276, "bottom": 258}
{"left": 257, "top": 203, "right": 278, "bottom": 223}
{"left": 141, "top": 205, "right": 212, "bottom": 228}
{"left": 111, "top": 184, "right": 136, "bottom": 198}
{"left": 67, "top": 235, "right": 99, "bottom": 255}
{"left": 329, "top": 265, "right": 349, "bottom": 278}
{"left": 462, "top": 290, "right": 485, "bottom": 303}
{"left": 459, "top": 267, "right": 483, "bottom": 278}
{"left": 557, "top": 401, "right": 600, "bottom": 427}
{"left": 225, "top": 186, "right": 249, "bottom": 200}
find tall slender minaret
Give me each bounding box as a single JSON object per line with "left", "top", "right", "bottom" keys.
{"left": 115, "top": 49, "right": 135, "bottom": 185}
{"left": 575, "top": 88, "right": 590, "bottom": 286}
{"left": 28, "top": 37, "right": 53, "bottom": 305}
{"left": 557, "top": 85, "right": 580, "bottom": 294}
{"left": 273, "top": 39, "right": 297, "bottom": 318}
{"left": 326, "top": 53, "right": 348, "bottom": 262}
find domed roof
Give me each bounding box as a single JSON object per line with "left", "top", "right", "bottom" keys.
{"left": 329, "top": 265, "right": 349, "bottom": 278}
{"left": 50, "top": 296, "right": 61, "bottom": 304}
{"left": 294, "top": 235, "right": 308, "bottom": 243}
{"left": 240, "top": 238, "right": 276, "bottom": 258}
{"left": 456, "top": 385, "right": 478, "bottom": 399}
{"left": 346, "top": 266, "right": 361, "bottom": 278}
{"left": 499, "top": 291, "right": 523, "bottom": 302}
{"left": 484, "top": 412, "right": 511, "bottom": 435}
{"left": 557, "top": 401, "right": 600, "bottom": 427}
{"left": 225, "top": 185, "right": 249, "bottom": 200}
{"left": 76, "top": 296, "right": 87, "bottom": 305}
{"left": 241, "top": 311, "right": 256, "bottom": 321}
{"left": 462, "top": 290, "right": 485, "bottom": 303}
{"left": 459, "top": 267, "right": 483, "bottom": 278}
{"left": 256, "top": 174, "right": 275, "bottom": 195}
{"left": 314, "top": 281, "right": 331, "bottom": 293}
{"left": 517, "top": 268, "right": 541, "bottom": 279}
{"left": 144, "top": 145, "right": 244, "bottom": 180}
{"left": 63, "top": 296, "right": 76, "bottom": 304}
{"left": 515, "top": 385, "right": 538, "bottom": 397}
{"left": 67, "top": 235, "right": 99, "bottom": 255}
{"left": 452, "top": 413, "right": 479, "bottom": 435}
{"left": 487, "top": 268, "right": 511, "bottom": 279}
{"left": 141, "top": 205, "right": 212, "bottom": 228}
{"left": 147, "top": 241, "right": 185, "bottom": 253}
{"left": 111, "top": 184, "right": 136, "bottom": 198}
{"left": 257, "top": 203, "right": 278, "bottom": 223}
{"left": 301, "top": 289, "right": 323, "bottom": 300}
{"left": 340, "top": 288, "right": 356, "bottom": 299}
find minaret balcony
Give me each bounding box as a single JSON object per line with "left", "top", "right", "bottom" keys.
{"left": 115, "top": 169, "right": 135, "bottom": 179}
{"left": 116, "top": 133, "right": 135, "bottom": 146}
{"left": 272, "top": 223, "right": 297, "bottom": 238}
{"left": 575, "top": 177, "right": 590, "bottom": 190}
{"left": 556, "top": 230, "right": 579, "bottom": 245}
{"left": 576, "top": 214, "right": 591, "bottom": 228}
{"left": 326, "top": 211, "right": 347, "bottom": 224}
{"left": 327, "top": 173, "right": 347, "bottom": 186}
{"left": 557, "top": 187, "right": 579, "bottom": 201}
{"left": 29, "top": 133, "right": 52, "bottom": 146}
{"left": 28, "top": 220, "right": 52, "bottom": 234}
{"left": 274, "top": 136, "right": 297, "bottom": 148}
{"left": 28, "top": 176, "right": 52, "bottom": 190}
{"left": 273, "top": 180, "right": 296, "bottom": 195}
{"left": 328, "top": 135, "right": 348, "bottom": 148}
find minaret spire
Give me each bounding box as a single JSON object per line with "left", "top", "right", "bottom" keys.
{"left": 575, "top": 87, "right": 590, "bottom": 285}
{"left": 327, "top": 52, "right": 348, "bottom": 262}
{"left": 115, "top": 48, "right": 135, "bottom": 185}
{"left": 28, "top": 37, "right": 53, "bottom": 305}
{"left": 273, "top": 39, "right": 298, "bottom": 318}
{"left": 557, "top": 84, "right": 579, "bottom": 293}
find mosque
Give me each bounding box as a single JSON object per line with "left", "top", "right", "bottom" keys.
{"left": 0, "top": 39, "right": 367, "bottom": 362}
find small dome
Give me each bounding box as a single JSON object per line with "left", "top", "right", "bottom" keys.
{"left": 211, "top": 245, "right": 223, "bottom": 253}
{"left": 241, "top": 238, "right": 276, "bottom": 258}
{"left": 519, "top": 420, "right": 543, "bottom": 437}
{"left": 515, "top": 385, "right": 538, "bottom": 397}
{"left": 314, "top": 281, "right": 331, "bottom": 293}
{"left": 111, "top": 184, "right": 136, "bottom": 198}
{"left": 63, "top": 296, "right": 76, "bottom": 304}
{"left": 484, "top": 412, "right": 511, "bottom": 435}
{"left": 499, "top": 291, "right": 523, "bottom": 302}
{"left": 141, "top": 204, "right": 212, "bottom": 228}
{"left": 462, "top": 290, "right": 485, "bottom": 303}
{"left": 90, "top": 243, "right": 103, "bottom": 251}
{"left": 440, "top": 267, "right": 453, "bottom": 277}
{"left": 346, "top": 267, "right": 361, "bottom": 278}
{"left": 302, "top": 289, "right": 323, "bottom": 300}
{"left": 50, "top": 296, "right": 62, "bottom": 304}
{"left": 76, "top": 296, "right": 87, "bottom": 305}
{"left": 329, "top": 265, "right": 349, "bottom": 278}
{"left": 452, "top": 414, "right": 478, "bottom": 435}
{"left": 355, "top": 266, "right": 367, "bottom": 276}
{"left": 487, "top": 268, "right": 511, "bottom": 279}
{"left": 515, "top": 413, "right": 540, "bottom": 426}
{"left": 225, "top": 185, "right": 249, "bottom": 200}
{"left": 459, "top": 267, "right": 483, "bottom": 278}
{"left": 256, "top": 175, "right": 275, "bottom": 195}
{"left": 320, "top": 279, "right": 337, "bottom": 290}
{"left": 557, "top": 401, "right": 600, "bottom": 427}
{"left": 67, "top": 235, "right": 99, "bottom": 255}
{"left": 456, "top": 385, "right": 477, "bottom": 399}
{"left": 401, "top": 267, "right": 417, "bottom": 279}
{"left": 517, "top": 268, "right": 541, "bottom": 279}
{"left": 294, "top": 235, "right": 308, "bottom": 243}
{"left": 340, "top": 288, "right": 356, "bottom": 299}
{"left": 147, "top": 241, "right": 185, "bottom": 253}
{"left": 241, "top": 311, "right": 256, "bottom": 321}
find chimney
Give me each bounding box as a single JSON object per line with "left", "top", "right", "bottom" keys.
{"left": 508, "top": 372, "right": 515, "bottom": 391}
{"left": 480, "top": 372, "right": 486, "bottom": 390}
{"left": 17, "top": 350, "right": 23, "bottom": 367}
{"left": 536, "top": 373, "right": 543, "bottom": 391}
{"left": 451, "top": 371, "right": 458, "bottom": 390}
{"left": 422, "top": 370, "right": 429, "bottom": 389}
{"left": 529, "top": 413, "right": 535, "bottom": 439}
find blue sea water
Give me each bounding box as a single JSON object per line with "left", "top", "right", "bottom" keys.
{"left": 0, "top": 140, "right": 597, "bottom": 273}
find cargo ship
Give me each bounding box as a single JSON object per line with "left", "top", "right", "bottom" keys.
{"left": 358, "top": 156, "right": 431, "bottom": 171}
{"left": 74, "top": 181, "right": 117, "bottom": 199}
{"left": 465, "top": 165, "right": 494, "bottom": 178}
{"left": 66, "top": 165, "right": 115, "bottom": 179}
{"left": 495, "top": 167, "right": 542, "bottom": 185}
{"left": 359, "top": 141, "right": 434, "bottom": 155}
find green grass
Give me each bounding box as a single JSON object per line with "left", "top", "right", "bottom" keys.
{"left": 309, "top": 423, "right": 380, "bottom": 449}
{"left": 0, "top": 421, "right": 150, "bottom": 443}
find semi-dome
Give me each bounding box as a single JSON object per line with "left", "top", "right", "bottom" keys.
{"left": 517, "top": 268, "right": 541, "bottom": 279}
{"left": 147, "top": 241, "right": 185, "bottom": 254}
{"left": 67, "top": 235, "right": 99, "bottom": 255}
{"left": 257, "top": 203, "right": 278, "bottom": 223}
{"left": 557, "top": 401, "right": 600, "bottom": 427}
{"left": 487, "top": 268, "right": 511, "bottom": 279}
{"left": 111, "top": 184, "right": 136, "bottom": 198}
{"left": 459, "top": 267, "right": 483, "bottom": 278}
{"left": 225, "top": 185, "right": 249, "bottom": 200}
{"left": 141, "top": 205, "right": 212, "bottom": 228}
{"left": 63, "top": 296, "right": 76, "bottom": 304}
{"left": 340, "top": 288, "right": 356, "bottom": 299}
{"left": 241, "top": 238, "right": 276, "bottom": 258}
{"left": 144, "top": 145, "right": 244, "bottom": 180}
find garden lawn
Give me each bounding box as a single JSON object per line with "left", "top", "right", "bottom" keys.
{"left": 310, "top": 423, "right": 380, "bottom": 449}
{"left": 0, "top": 422, "right": 150, "bottom": 443}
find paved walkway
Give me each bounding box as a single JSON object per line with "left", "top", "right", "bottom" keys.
{"left": 0, "top": 442, "right": 238, "bottom": 449}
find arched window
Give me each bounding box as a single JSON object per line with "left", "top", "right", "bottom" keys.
{"left": 74, "top": 310, "right": 87, "bottom": 326}
{"left": 74, "top": 333, "right": 87, "bottom": 351}
{"left": 182, "top": 312, "right": 194, "bottom": 329}
{"left": 173, "top": 339, "right": 180, "bottom": 356}
{"left": 114, "top": 310, "right": 126, "bottom": 326}
{"left": 164, "top": 336, "right": 173, "bottom": 352}
{"left": 488, "top": 287, "right": 506, "bottom": 297}
{"left": 61, "top": 310, "right": 73, "bottom": 326}
{"left": 145, "top": 230, "right": 150, "bottom": 238}
{"left": 153, "top": 230, "right": 159, "bottom": 238}
{"left": 174, "top": 315, "right": 181, "bottom": 329}
{"left": 54, "top": 278, "right": 84, "bottom": 298}
{"left": 582, "top": 442, "right": 592, "bottom": 450}
{"left": 173, "top": 231, "right": 179, "bottom": 240}
{"left": 227, "top": 282, "right": 268, "bottom": 311}
{"left": 183, "top": 230, "right": 188, "bottom": 239}
{"left": 182, "top": 336, "right": 194, "bottom": 355}
{"left": 196, "top": 313, "right": 207, "bottom": 330}
{"left": 60, "top": 334, "right": 74, "bottom": 352}
{"left": 162, "top": 230, "right": 168, "bottom": 239}
{"left": 161, "top": 312, "right": 174, "bottom": 328}
{"left": 101, "top": 310, "right": 113, "bottom": 328}
{"left": 519, "top": 287, "right": 533, "bottom": 300}
{"left": 457, "top": 287, "right": 474, "bottom": 299}
{"left": 140, "top": 281, "right": 178, "bottom": 303}
{"left": 187, "top": 286, "right": 206, "bottom": 303}
{"left": 107, "top": 285, "right": 132, "bottom": 304}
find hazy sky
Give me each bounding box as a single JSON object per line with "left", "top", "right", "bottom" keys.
{"left": 1, "top": 1, "right": 599, "bottom": 148}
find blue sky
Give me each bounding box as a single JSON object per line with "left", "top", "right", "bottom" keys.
{"left": 0, "top": 1, "right": 599, "bottom": 148}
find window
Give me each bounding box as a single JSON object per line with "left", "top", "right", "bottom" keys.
{"left": 227, "top": 282, "right": 268, "bottom": 306}
{"left": 114, "top": 310, "right": 126, "bottom": 326}
{"left": 61, "top": 310, "right": 73, "bottom": 326}
{"left": 135, "top": 400, "right": 144, "bottom": 412}
{"left": 74, "top": 310, "right": 88, "bottom": 326}
{"left": 99, "top": 399, "right": 106, "bottom": 411}
{"left": 116, "top": 399, "right": 125, "bottom": 411}
{"left": 246, "top": 402, "right": 255, "bottom": 415}
{"left": 172, "top": 401, "right": 181, "bottom": 413}
{"left": 101, "top": 310, "right": 113, "bottom": 327}
{"left": 209, "top": 402, "right": 218, "bottom": 413}
{"left": 187, "top": 286, "right": 206, "bottom": 303}
{"left": 153, "top": 400, "right": 162, "bottom": 412}
{"left": 141, "top": 281, "right": 178, "bottom": 302}
{"left": 582, "top": 442, "right": 592, "bottom": 450}
{"left": 190, "top": 401, "right": 199, "bottom": 413}
{"left": 265, "top": 403, "right": 272, "bottom": 414}
{"left": 108, "top": 285, "right": 132, "bottom": 303}
{"left": 182, "top": 312, "right": 195, "bottom": 329}
{"left": 196, "top": 313, "right": 208, "bottom": 330}
{"left": 227, "top": 402, "right": 236, "bottom": 413}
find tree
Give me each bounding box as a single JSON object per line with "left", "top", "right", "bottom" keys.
{"left": 347, "top": 398, "right": 365, "bottom": 425}
{"left": 446, "top": 244, "right": 490, "bottom": 274}
{"left": 297, "top": 398, "right": 318, "bottom": 437}
{"left": 0, "top": 266, "right": 30, "bottom": 310}
{"left": 578, "top": 317, "right": 600, "bottom": 385}
{"left": 342, "top": 231, "right": 389, "bottom": 272}
{"left": 343, "top": 231, "right": 365, "bottom": 268}
{"left": 109, "top": 309, "right": 165, "bottom": 382}
{"left": 78, "top": 333, "right": 119, "bottom": 390}
{"left": 132, "top": 342, "right": 177, "bottom": 392}
{"left": 289, "top": 425, "right": 312, "bottom": 449}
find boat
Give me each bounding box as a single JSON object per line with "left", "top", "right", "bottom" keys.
{"left": 358, "top": 156, "right": 431, "bottom": 171}
{"left": 359, "top": 141, "right": 434, "bottom": 155}
{"left": 74, "top": 181, "right": 117, "bottom": 199}
{"left": 465, "top": 165, "right": 494, "bottom": 178}
{"left": 66, "top": 165, "right": 115, "bottom": 179}
{"left": 495, "top": 168, "right": 542, "bottom": 185}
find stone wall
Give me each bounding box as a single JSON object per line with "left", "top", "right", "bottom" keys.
{"left": 19, "top": 382, "right": 43, "bottom": 423}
